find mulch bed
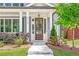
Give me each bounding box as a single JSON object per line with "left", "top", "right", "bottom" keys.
{"left": 48, "top": 44, "right": 79, "bottom": 54}
{"left": 0, "top": 44, "right": 31, "bottom": 50}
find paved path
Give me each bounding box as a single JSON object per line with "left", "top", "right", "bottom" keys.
{"left": 28, "top": 41, "right": 53, "bottom": 56}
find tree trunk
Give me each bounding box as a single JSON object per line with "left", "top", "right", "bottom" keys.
{"left": 72, "top": 28, "right": 75, "bottom": 48}
{"left": 66, "top": 28, "right": 70, "bottom": 38}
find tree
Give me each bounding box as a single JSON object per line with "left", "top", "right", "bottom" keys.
{"left": 55, "top": 3, "right": 79, "bottom": 48}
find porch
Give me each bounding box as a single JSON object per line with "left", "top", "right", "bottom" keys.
{"left": 0, "top": 9, "right": 55, "bottom": 42}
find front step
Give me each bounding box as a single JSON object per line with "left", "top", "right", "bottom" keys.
{"left": 28, "top": 44, "right": 53, "bottom": 55}
{"left": 32, "top": 41, "right": 46, "bottom": 45}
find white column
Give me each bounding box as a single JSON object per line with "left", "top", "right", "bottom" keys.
{"left": 49, "top": 12, "right": 53, "bottom": 37}
{"left": 56, "top": 25, "right": 61, "bottom": 39}
{"left": 54, "top": 13, "right": 61, "bottom": 40}
{"left": 47, "top": 17, "right": 50, "bottom": 38}
{"left": 19, "top": 12, "right": 22, "bottom": 32}
{"left": 50, "top": 12, "right": 53, "bottom": 32}
{"left": 26, "top": 12, "right": 29, "bottom": 33}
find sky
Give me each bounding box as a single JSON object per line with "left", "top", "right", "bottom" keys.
{"left": 0, "top": 0, "right": 79, "bottom": 3}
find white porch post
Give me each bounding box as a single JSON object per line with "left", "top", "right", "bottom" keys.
{"left": 49, "top": 12, "right": 53, "bottom": 35}
{"left": 56, "top": 25, "right": 61, "bottom": 40}
{"left": 26, "top": 12, "right": 30, "bottom": 42}
{"left": 53, "top": 13, "right": 61, "bottom": 40}
{"left": 19, "top": 12, "right": 22, "bottom": 32}
{"left": 26, "top": 12, "right": 29, "bottom": 33}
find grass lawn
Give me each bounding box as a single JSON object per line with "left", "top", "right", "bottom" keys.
{"left": 0, "top": 48, "right": 28, "bottom": 56}
{"left": 67, "top": 39, "right": 79, "bottom": 48}
{"left": 53, "top": 48, "right": 79, "bottom": 56}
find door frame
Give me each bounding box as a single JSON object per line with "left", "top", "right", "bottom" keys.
{"left": 31, "top": 17, "right": 47, "bottom": 42}
{"left": 35, "top": 18, "right": 43, "bottom": 40}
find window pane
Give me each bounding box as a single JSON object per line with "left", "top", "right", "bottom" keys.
{"left": 44, "top": 19, "right": 46, "bottom": 33}
{"left": 13, "top": 3, "right": 19, "bottom": 7}
{"left": 0, "top": 3, "right": 3, "bottom": 7}
{"left": 20, "top": 3, "right": 24, "bottom": 7}
{"left": 22, "top": 16, "right": 26, "bottom": 32}
{"left": 5, "top": 3, "right": 11, "bottom": 7}
{"left": 0, "top": 19, "right": 4, "bottom": 32}
{"left": 5, "top": 19, "right": 11, "bottom": 32}
{"left": 32, "top": 24, "right": 34, "bottom": 34}
{"left": 22, "top": 17, "right": 24, "bottom": 32}
{"left": 13, "top": 19, "right": 19, "bottom": 32}
{"left": 29, "top": 16, "right": 31, "bottom": 33}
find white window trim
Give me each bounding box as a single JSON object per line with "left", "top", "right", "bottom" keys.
{"left": 26, "top": 12, "right": 29, "bottom": 32}
{"left": 11, "top": 19, "right": 13, "bottom": 32}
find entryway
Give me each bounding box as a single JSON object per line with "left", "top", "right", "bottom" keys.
{"left": 29, "top": 12, "right": 50, "bottom": 42}
{"left": 35, "top": 18, "right": 43, "bottom": 40}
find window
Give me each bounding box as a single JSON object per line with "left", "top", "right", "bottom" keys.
{"left": 32, "top": 19, "right": 34, "bottom": 34}
{"left": 22, "top": 16, "right": 26, "bottom": 32}
{"left": 0, "top": 19, "right": 4, "bottom": 32}
{"left": 47, "top": 17, "right": 50, "bottom": 36}
{"left": 13, "top": 19, "right": 19, "bottom": 32}
{"left": 22, "top": 17, "right": 24, "bottom": 32}
{"left": 5, "top": 3, "right": 11, "bottom": 7}
{"left": 44, "top": 19, "right": 46, "bottom": 33}
{"left": 32, "top": 24, "right": 34, "bottom": 34}
{"left": 29, "top": 16, "right": 31, "bottom": 33}
{"left": 0, "top": 3, "right": 4, "bottom": 7}
{"left": 5, "top": 19, "right": 11, "bottom": 32}
{"left": 20, "top": 3, "right": 24, "bottom": 7}
{"left": 13, "top": 3, "right": 19, "bottom": 7}
{"left": 0, "top": 18, "right": 19, "bottom": 32}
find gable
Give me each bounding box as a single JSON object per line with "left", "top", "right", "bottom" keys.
{"left": 26, "top": 3, "right": 54, "bottom": 9}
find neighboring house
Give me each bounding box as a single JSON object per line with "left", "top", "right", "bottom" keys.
{"left": 0, "top": 3, "right": 60, "bottom": 43}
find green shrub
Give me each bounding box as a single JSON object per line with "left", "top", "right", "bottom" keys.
{"left": 0, "top": 41, "right": 4, "bottom": 47}
{"left": 50, "top": 24, "right": 58, "bottom": 46}
{"left": 14, "top": 37, "right": 23, "bottom": 47}
{"left": 51, "top": 25, "right": 56, "bottom": 36}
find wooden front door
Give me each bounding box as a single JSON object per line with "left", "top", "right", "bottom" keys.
{"left": 35, "top": 18, "right": 43, "bottom": 40}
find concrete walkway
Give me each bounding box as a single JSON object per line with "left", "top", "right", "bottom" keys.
{"left": 28, "top": 41, "right": 53, "bottom": 56}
